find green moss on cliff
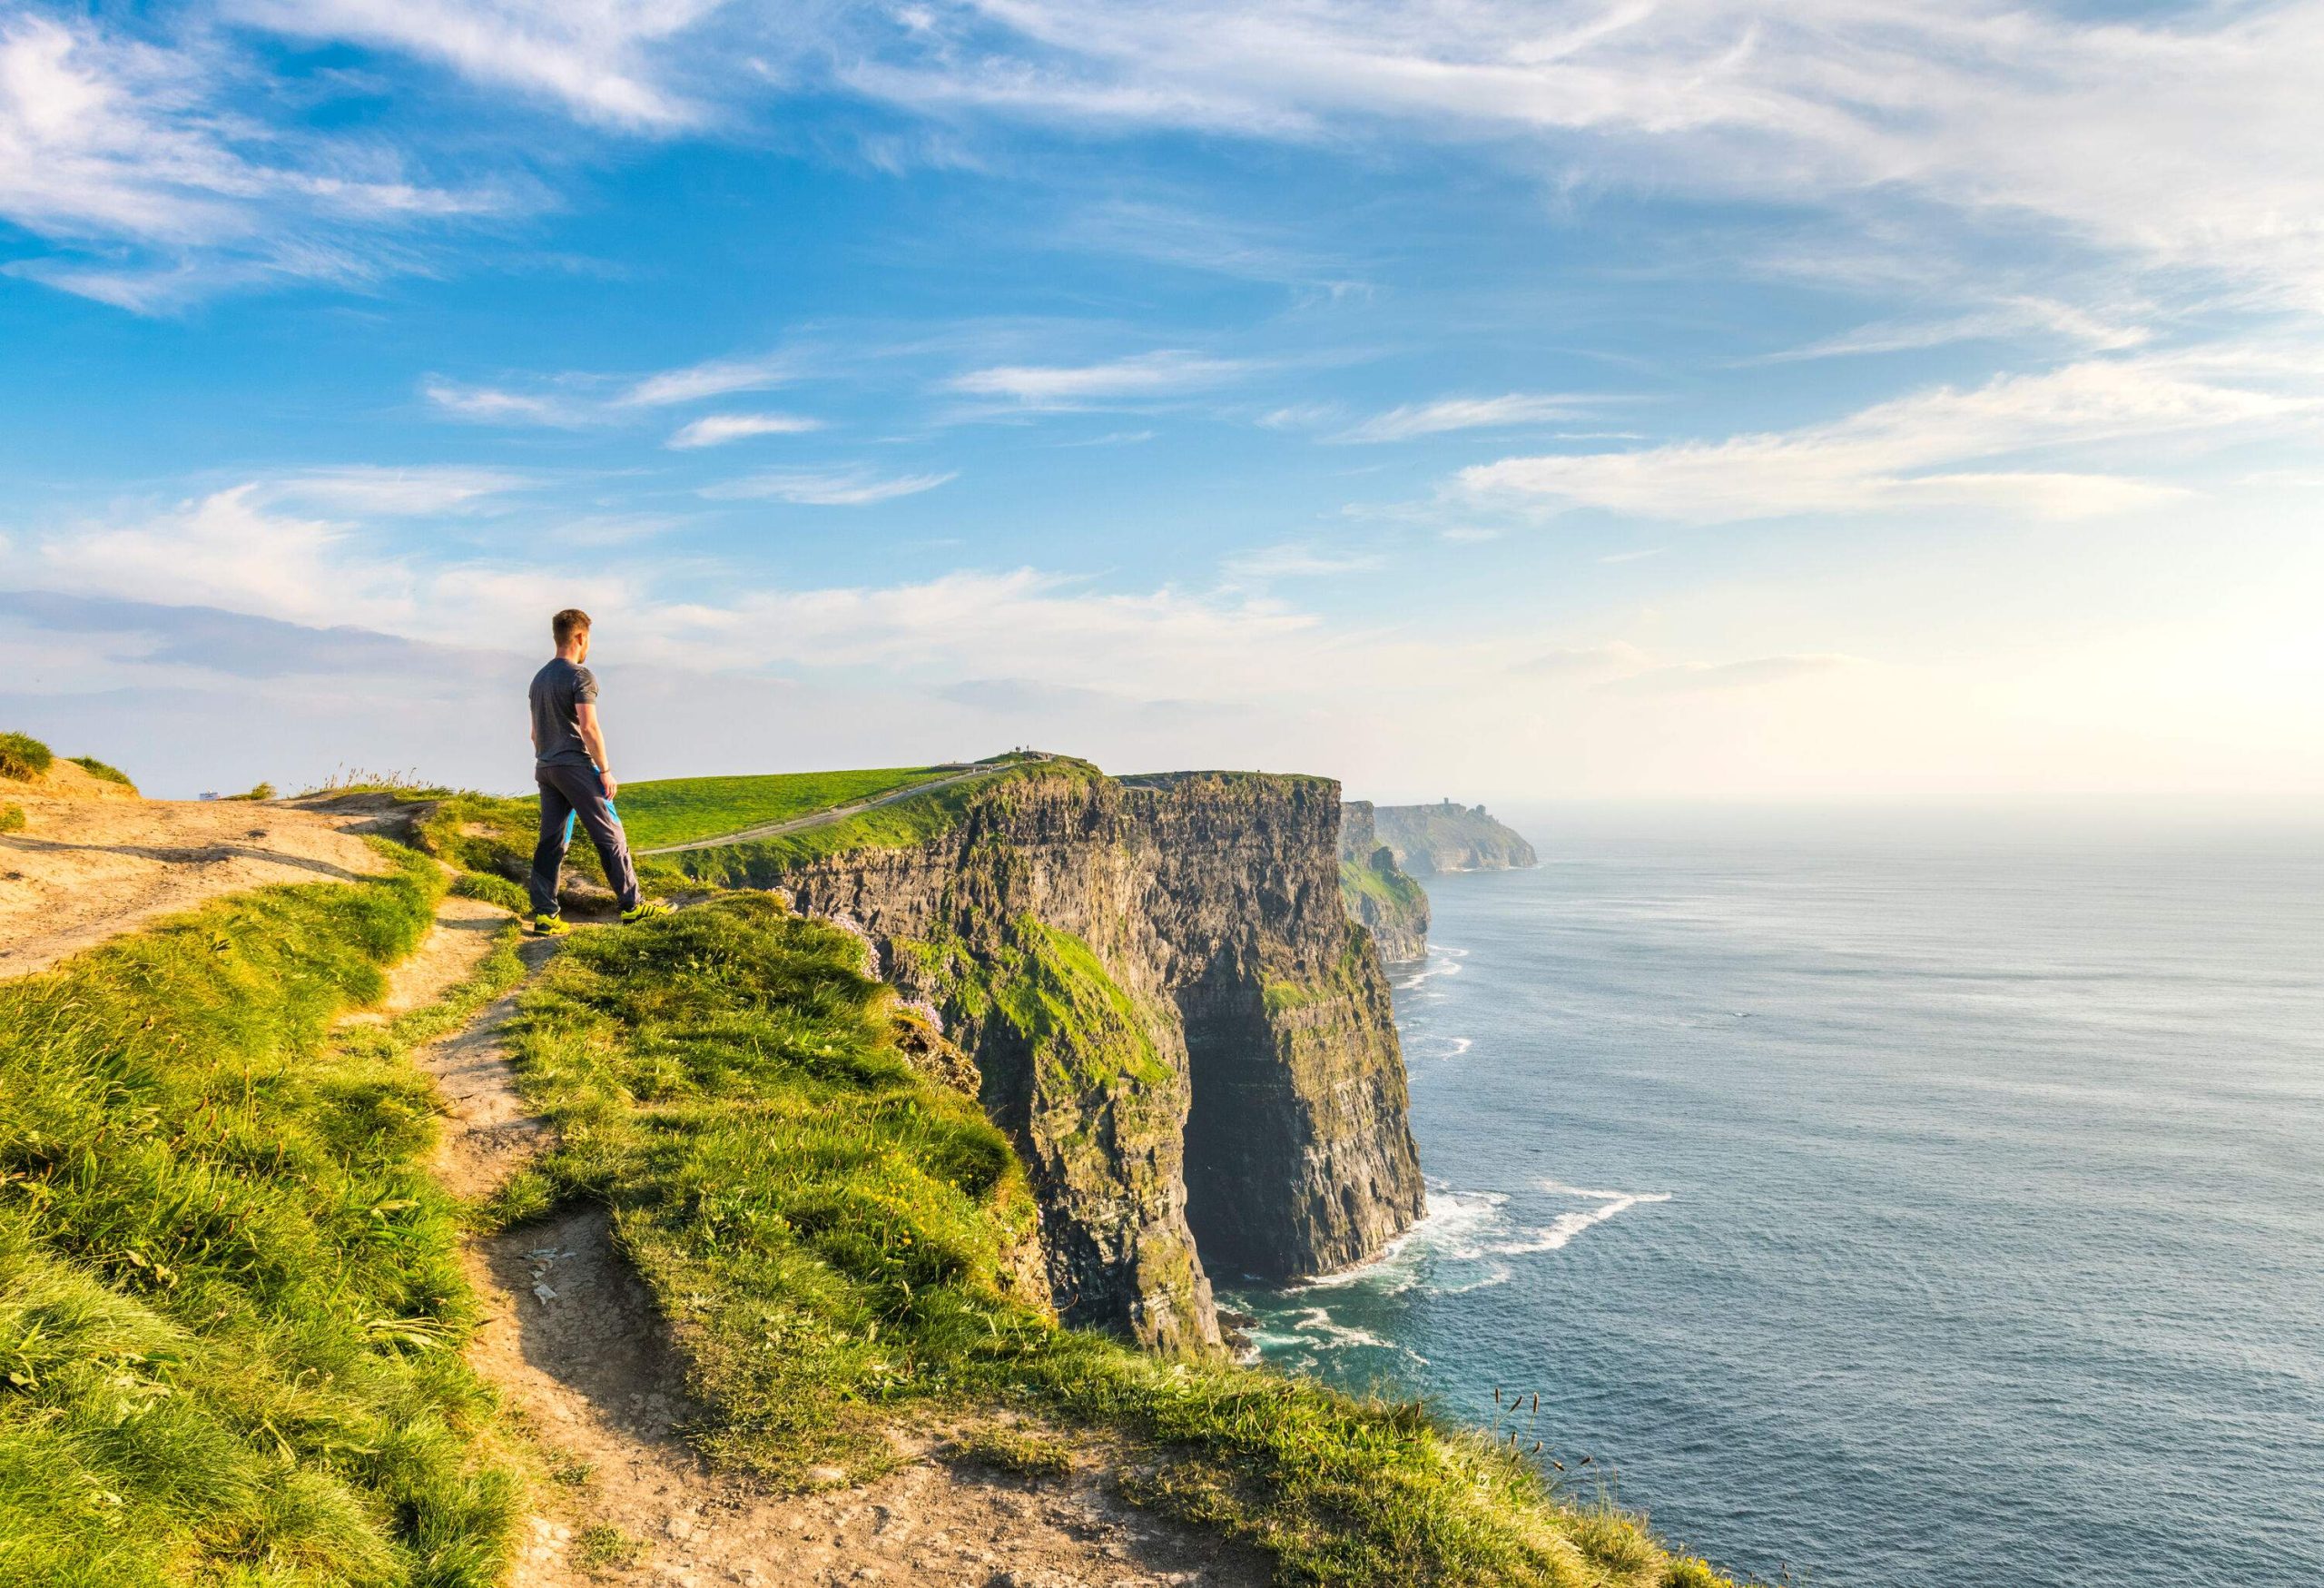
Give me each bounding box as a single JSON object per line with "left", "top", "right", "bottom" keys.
{"left": 494, "top": 894, "right": 1730, "bottom": 1588}
{"left": 1339, "top": 855, "right": 1426, "bottom": 916}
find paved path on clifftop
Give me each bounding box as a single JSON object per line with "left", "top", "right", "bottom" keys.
{"left": 634, "top": 755, "right": 1049, "bottom": 858}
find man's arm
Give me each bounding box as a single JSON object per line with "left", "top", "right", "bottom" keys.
{"left": 576, "top": 702, "right": 616, "bottom": 798}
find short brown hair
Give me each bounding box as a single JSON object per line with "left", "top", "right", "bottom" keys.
{"left": 552, "top": 608, "right": 592, "bottom": 645}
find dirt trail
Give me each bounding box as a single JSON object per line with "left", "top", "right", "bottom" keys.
{"left": 0, "top": 790, "right": 397, "bottom": 981}
{"left": 389, "top": 902, "right": 1262, "bottom": 1588}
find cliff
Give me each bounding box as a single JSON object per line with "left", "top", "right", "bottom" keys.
{"left": 1369, "top": 799, "right": 1539, "bottom": 874}
{"left": 1336, "top": 800, "right": 1432, "bottom": 962}
{"left": 680, "top": 760, "right": 1425, "bottom": 1352}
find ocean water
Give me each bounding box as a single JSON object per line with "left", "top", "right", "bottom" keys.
{"left": 1227, "top": 811, "right": 2324, "bottom": 1588}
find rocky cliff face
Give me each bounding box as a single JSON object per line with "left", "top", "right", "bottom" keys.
{"left": 764, "top": 764, "right": 1425, "bottom": 1352}
{"left": 1336, "top": 801, "right": 1432, "bottom": 962}
{"left": 1369, "top": 801, "right": 1539, "bottom": 874}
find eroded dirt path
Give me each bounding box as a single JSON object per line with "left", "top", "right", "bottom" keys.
{"left": 392, "top": 903, "right": 1263, "bottom": 1588}
{"left": 0, "top": 792, "right": 397, "bottom": 981}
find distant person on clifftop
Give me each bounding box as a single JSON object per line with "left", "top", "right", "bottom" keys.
{"left": 527, "top": 608, "right": 669, "bottom": 935}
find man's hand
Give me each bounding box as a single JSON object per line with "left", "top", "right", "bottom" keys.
{"left": 601, "top": 770, "right": 620, "bottom": 800}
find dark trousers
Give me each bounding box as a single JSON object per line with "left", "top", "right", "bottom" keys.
{"left": 530, "top": 762, "right": 641, "bottom": 916}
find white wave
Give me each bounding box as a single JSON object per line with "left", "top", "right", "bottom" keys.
{"left": 1395, "top": 944, "right": 1468, "bottom": 989}
{"left": 1518, "top": 1179, "right": 1674, "bottom": 1252}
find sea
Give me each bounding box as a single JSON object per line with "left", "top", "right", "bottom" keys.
{"left": 1225, "top": 807, "right": 2324, "bottom": 1588}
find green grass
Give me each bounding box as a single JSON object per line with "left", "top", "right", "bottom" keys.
{"left": 66, "top": 756, "right": 137, "bottom": 791}
{"left": 0, "top": 806, "right": 22, "bottom": 835}
{"left": 1338, "top": 856, "right": 1426, "bottom": 916}
{"left": 613, "top": 765, "right": 966, "bottom": 851}
{"left": 661, "top": 755, "right": 1093, "bottom": 885}
{"left": 0, "top": 732, "right": 53, "bottom": 783}
{"left": 0, "top": 845, "right": 525, "bottom": 1586}
{"left": 956, "top": 1423, "right": 1075, "bottom": 1481}
{"left": 497, "top": 895, "right": 1732, "bottom": 1588}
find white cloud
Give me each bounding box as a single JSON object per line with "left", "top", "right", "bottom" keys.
{"left": 229, "top": 0, "right": 724, "bottom": 131}
{"left": 839, "top": 0, "right": 2324, "bottom": 309}
{"left": 667, "top": 412, "right": 823, "bottom": 449}
{"left": 0, "top": 15, "right": 497, "bottom": 309}
{"left": 948, "top": 350, "right": 1256, "bottom": 406}
{"left": 623, "top": 353, "right": 797, "bottom": 408}
{"left": 1459, "top": 357, "right": 2316, "bottom": 524}
{"left": 1334, "top": 393, "right": 1596, "bottom": 443}
{"left": 1753, "top": 298, "right": 2153, "bottom": 365}
{"left": 261, "top": 466, "right": 530, "bottom": 515}
{"left": 1221, "top": 542, "right": 1384, "bottom": 580}
{"left": 699, "top": 467, "right": 959, "bottom": 506}
{"left": 420, "top": 378, "right": 600, "bottom": 427}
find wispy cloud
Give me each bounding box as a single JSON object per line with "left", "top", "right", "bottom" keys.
{"left": 1221, "top": 542, "right": 1384, "bottom": 581}
{"left": 1459, "top": 357, "right": 2315, "bottom": 525}
{"left": 699, "top": 467, "right": 959, "bottom": 506}
{"left": 1750, "top": 298, "right": 2154, "bottom": 366}
{"left": 0, "top": 14, "right": 500, "bottom": 311}
{"left": 835, "top": 0, "right": 2324, "bottom": 308}
{"left": 260, "top": 466, "right": 530, "bottom": 515}
{"left": 623, "top": 352, "right": 797, "bottom": 407}
{"left": 667, "top": 412, "right": 823, "bottom": 449}
{"left": 947, "top": 350, "right": 1256, "bottom": 407}
{"left": 421, "top": 379, "right": 598, "bottom": 428}
{"left": 423, "top": 350, "right": 802, "bottom": 429}
{"left": 228, "top": 0, "right": 724, "bottom": 132}
{"left": 1334, "top": 393, "right": 1596, "bottom": 443}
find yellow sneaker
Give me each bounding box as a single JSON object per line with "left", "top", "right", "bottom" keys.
{"left": 619, "top": 900, "right": 672, "bottom": 925}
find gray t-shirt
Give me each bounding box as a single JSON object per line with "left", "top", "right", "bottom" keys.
{"left": 529, "top": 658, "right": 598, "bottom": 767}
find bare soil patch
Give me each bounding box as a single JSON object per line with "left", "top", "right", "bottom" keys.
{"left": 0, "top": 793, "right": 395, "bottom": 981}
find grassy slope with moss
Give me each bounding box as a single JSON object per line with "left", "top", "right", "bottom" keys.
{"left": 497, "top": 895, "right": 1730, "bottom": 1588}
{"left": 1338, "top": 856, "right": 1427, "bottom": 918}
{"left": 0, "top": 846, "right": 527, "bottom": 1587}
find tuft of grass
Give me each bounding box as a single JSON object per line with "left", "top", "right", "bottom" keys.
{"left": 0, "top": 845, "right": 521, "bottom": 1585}
{"left": 571, "top": 1523, "right": 643, "bottom": 1571}
{"left": 502, "top": 894, "right": 1735, "bottom": 1587}
{"left": 0, "top": 805, "right": 22, "bottom": 835}
{"left": 65, "top": 755, "right": 136, "bottom": 791}
{"left": 452, "top": 870, "right": 530, "bottom": 915}
{"left": 957, "top": 1423, "right": 1075, "bottom": 1482}
{"left": 0, "top": 732, "right": 53, "bottom": 783}
{"left": 219, "top": 781, "right": 276, "bottom": 802}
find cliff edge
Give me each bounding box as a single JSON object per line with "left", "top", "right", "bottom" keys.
{"left": 675, "top": 759, "right": 1426, "bottom": 1351}
{"left": 1371, "top": 799, "right": 1539, "bottom": 874}
{"left": 1336, "top": 800, "right": 1432, "bottom": 963}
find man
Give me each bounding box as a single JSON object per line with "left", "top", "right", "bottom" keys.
{"left": 527, "top": 608, "right": 669, "bottom": 934}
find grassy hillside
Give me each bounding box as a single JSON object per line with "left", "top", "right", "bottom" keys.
{"left": 661, "top": 755, "right": 1098, "bottom": 885}
{"left": 1339, "top": 854, "right": 1428, "bottom": 917}
{"left": 614, "top": 764, "right": 962, "bottom": 851}
{"left": 0, "top": 846, "right": 524, "bottom": 1586}
{"left": 494, "top": 896, "right": 1732, "bottom": 1588}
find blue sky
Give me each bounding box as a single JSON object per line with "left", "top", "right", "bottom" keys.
{"left": 2, "top": 1, "right": 2319, "bottom": 802}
